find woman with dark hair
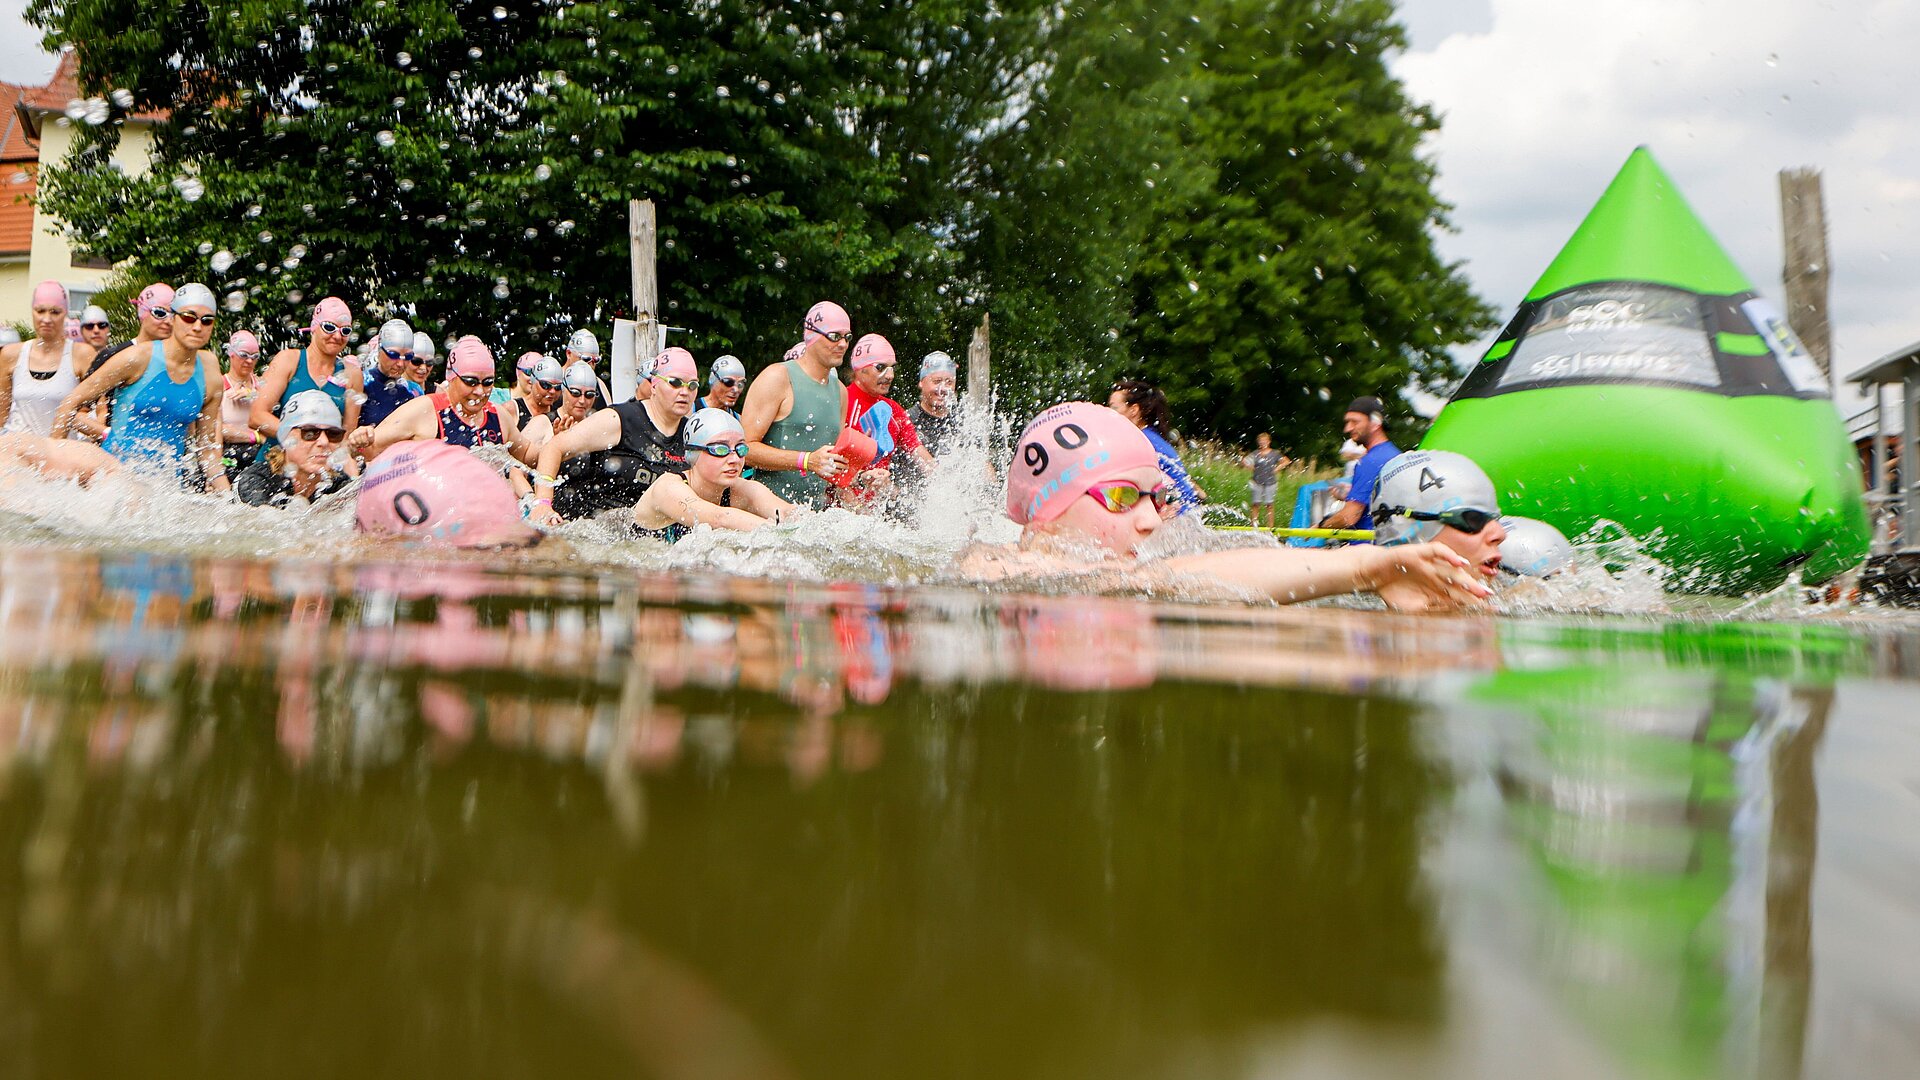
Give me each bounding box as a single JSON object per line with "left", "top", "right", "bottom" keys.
{"left": 1108, "top": 377, "right": 1203, "bottom": 516}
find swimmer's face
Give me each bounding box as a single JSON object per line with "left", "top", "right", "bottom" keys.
{"left": 282, "top": 426, "right": 342, "bottom": 474}
{"left": 1256, "top": 433, "right": 1270, "bottom": 450}
{"left": 1105, "top": 389, "right": 1141, "bottom": 427}
{"left": 707, "top": 377, "right": 742, "bottom": 409}
{"left": 139, "top": 306, "right": 175, "bottom": 341}
{"left": 1037, "top": 465, "right": 1164, "bottom": 558}
{"left": 652, "top": 372, "right": 697, "bottom": 417}
{"left": 853, "top": 363, "right": 892, "bottom": 396}
{"left": 693, "top": 435, "right": 747, "bottom": 485}
{"left": 920, "top": 371, "right": 955, "bottom": 409}
{"left": 313, "top": 320, "right": 351, "bottom": 359}
{"left": 81, "top": 320, "right": 110, "bottom": 348}
{"left": 806, "top": 332, "right": 848, "bottom": 368}
{"left": 31, "top": 304, "right": 65, "bottom": 341}
{"left": 173, "top": 306, "right": 217, "bottom": 350}
{"left": 1438, "top": 518, "right": 1506, "bottom": 579}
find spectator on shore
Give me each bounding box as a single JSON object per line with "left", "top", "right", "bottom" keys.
{"left": 1109, "top": 377, "right": 1203, "bottom": 516}
{"left": 1241, "top": 432, "right": 1289, "bottom": 528}
{"left": 1317, "top": 396, "right": 1399, "bottom": 537}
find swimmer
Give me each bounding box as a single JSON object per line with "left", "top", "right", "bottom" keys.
{"left": 961, "top": 403, "right": 1488, "bottom": 611}
{"left": 742, "top": 300, "right": 852, "bottom": 508}
{"left": 1, "top": 281, "right": 96, "bottom": 437}
{"left": 1495, "top": 516, "right": 1576, "bottom": 578}
{"left": 355, "top": 440, "right": 542, "bottom": 548}
{"left": 508, "top": 352, "right": 560, "bottom": 427}
{"left": 1369, "top": 450, "right": 1508, "bottom": 580}
{"left": 252, "top": 297, "right": 364, "bottom": 446}
{"left": 632, "top": 407, "right": 797, "bottom": 540}
{"left": 842, "top": 333, "right": 934, "bottom": 502}
{"left": 234, "top": 390, "right": 353, "bottom": 507}
{"left": 510, "top": 359, "right": 586, "bottom": 505}
{"left": 220, "top": 330, "right": 266, "bottom": 478}
{"left": 51, "top": 283, "right": 232, "bottom": 494}
{"left": 0, "top": 432, "right": 121, "bottom": 486}
{"left": 698, "top": 354, "right": 747, "bottom": 416}
{"left": 528, "top": 347, "right": 696, "bottom": 525}
{"left": 407, "top": 332, "right": 437, "bottom": 393}
{"left": 561, "top": 329, "right": 615, "bottom": 406}
{"left": 76, "top": 283, "right": 177, "bottom": 441}
{"left": 77, "top": 305, "right": 111, "bottom": 351}
{"left": 359, "top": 319, "right": 421, "bottom": 428}
{"left": 354, "top": 336, "right": 538, "bottom": 462}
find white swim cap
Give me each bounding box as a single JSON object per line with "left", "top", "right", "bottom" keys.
{"left": 171, "top": 282, "right": 219, "bottom": 313}
{"left": 683, "top": 406, "right": 745, "bottom": 448}
{"left": 281, "top": 389, "right": 345, "bottom": 432}
{"left": 81, "top": 305, "right": 108, "bottom": 325}
{"left": 530, "top": 355, "right": 565, "bottom": 385}
{"left": 561, "top": 362, "right": 599, "bottom": 393}
{"left": 412, "top": 332, "right": 437, "bottom": 360}
{"left": 709, "top": 354, "right": 746, "bottom": 383}
{"left": 920, "top": 350, "right": 956, "bottom": 377}
{"left": 567, "top": 329, "right": 600, "bottom": 357}
{"left": 378, "top": 318, "right": 414, "bottom": 352}
{"left": 1498, "top": 516, "right": 1575, "bottom": 578}
{"left": 1371, "top": 450, "right": 1500, "bottom": 546}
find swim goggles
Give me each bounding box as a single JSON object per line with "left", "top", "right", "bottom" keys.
{"left": 1379, "top": 506, "right": 1501, "bottom": 534}
{"left": 316, "top": 321, "right": 353, "bottom": 336}
{"left": 81, "top": 321, "right": 109, "bottom": 330}
{"left": 406, "top": 355, "right": 433, "bottom": 367}
{"left": 456, "top": 374, "right": 497, "bottom": 388}
{"left": 381, "top": 347, "right": 413, "bottom": 362}
{"left": 864, "top": 364, "right": 894, "bottom": 376}
{"left": 293, "top": 426, "right": 345, "bottom": 443}
{"left": 533, "top": 377, "right": 563, "bottom": 392}
{"left": 712, "top": 376, "right": 741, "bottom": 388}
{"left": 805, "top": 321, "right": 851, "bottom": 343}
{"left": 1086, "top": 481, "right": 1176, "bottom": 514}
{"left": 173, "top": 311, "right": 217, "bottom": 327}
{"left": 655, "top": 375, "right": 699, "bottom": 391}
{"left": 694, "top": 441, "right": 750, "bottom": 459}
{"left": 564, "top": 386, "right": 598, "bottom": 399}
{"left": 148, "top": 307, "right": 175, "bottom": 321}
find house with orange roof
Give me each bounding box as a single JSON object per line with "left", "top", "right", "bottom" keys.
{"left": 5, "top": 53, "right": 166, "bottom": 322}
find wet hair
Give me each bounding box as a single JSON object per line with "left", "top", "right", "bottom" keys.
{"left": 1110, "top": 377, "right": 1172, "bottom": 439}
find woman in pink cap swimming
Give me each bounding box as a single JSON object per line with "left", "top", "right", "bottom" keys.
{"left": 631, "top": 406, "right": 797, "bottom": 540}
{"left": 356, "top": 440, "right": 542, "bottom": 549}
{"left": 528, "top": 346, "right": 698, "bottom": 526}
{"left": 219, "top": 330, "right": 265, "bottom": 478}
{"left": 354, "top": 335, "right": 537, "bottom": 462}
{"left": 251, "top": 296, "right": 364, "bottom": 447}
{"left": 0, "top": 281, "right": 96, "bottom": 438}
{"left": 966, "top": 402, "right": 1489, "bottom": 611}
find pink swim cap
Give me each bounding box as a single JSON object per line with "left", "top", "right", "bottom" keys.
{"left": 515, "top": 350, "right": 544, "bottom": 374}
{"left": 225, "top": 330, "right": 262, "bottom": 356}
{"left": 1005, "top": 402, "right": 1160, "bottom": 525}
{"left": 802, "top": 301, "right": 850, "bottom": 343}
{"left": 31, "top": 280, "right": 68, "bottom": 312}
{"left": 308, "top": 296, "right": 353, "bottom": 334}
{"left": 782, "top": 341, "right": 805, "bottom": 363}
{"left": 355, "top": 442, "right": 540, "bottom": 548}
{"left": 847, "top": 334, "right": 895, "bottom": 371}
{"left": 136, "top": 282, "right": 174, "bottom": 313}
{"left": 651, "top": 346, "right": 697, "bottom": 381}
{"left": 449, "top": 335, "right": 495, "bottom": 379}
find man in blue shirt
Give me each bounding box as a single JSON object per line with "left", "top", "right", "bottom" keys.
{"left": 1318, "top": 396, "right": 1400, "bottom": 537}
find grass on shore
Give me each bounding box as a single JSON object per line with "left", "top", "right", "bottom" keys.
{"left": 1181, "top": 440, "right": 1341, "bottom": 527}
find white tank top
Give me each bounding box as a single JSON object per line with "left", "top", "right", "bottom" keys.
{"left": 3, "top": 338, "right": 79, "bottom": 437}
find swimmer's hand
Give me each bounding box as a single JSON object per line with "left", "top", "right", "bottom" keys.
{"left": 346, "top": 427, "right": 376, "bottom": 452}
{"left": 529, "top": 504, "right": 562, "bottom": 528}
{"left": 808, "top": 446, "right": 847, "bottom": 479}
{"left": 1360, "top": 543, "right": 1491, "bottom": 612}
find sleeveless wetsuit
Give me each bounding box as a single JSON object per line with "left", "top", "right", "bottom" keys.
{"left": 265, "top": 348, "right": 351, "bottom": 447}
{"left": 4, "top": 339, "right": 78, "bottom": 437}
{"left": 760, "top": 359, "right": 840, "bottom": 508}
{"left": 429, "top": 392, "right": 504, "bottom": 448}
{"left": 635, "top": 486, "right": 731, "bottom": 543}
{"left": 102, "top": 342, "right": 211, "bottom": 472}
{"left": 360, "top": 365, "right": 420, "bottom": 428}
{"left": 553, "top": 401, "right": 687, "bottom": 520}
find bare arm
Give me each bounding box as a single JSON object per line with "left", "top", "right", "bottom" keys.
{"left": 365, "top": 396, "right": 437, "bottom": 458}
{"left": 1320, "top": 500, "right": 1364, "bottom": 530}
{"left": 634, "top": 474, "right": 774, "bottom": 534}
{"left": 740, "top": 364, "right": 797, "bottom": 473}
{"left": 528, "top": 408, "right": 624, "bottom": 525}
{"left": 194, "top": 357, "right": 233, "bottom": 493}
{"left": 249, "top": 351, "right": 298, "bottom": 439}
{"left": 1161, "top": 543, "right": 1487, "bottom": 610}
{"left": 0, "top": 343, "right": 14, "bottom": 430}
{"left": 730, "top": 478, "right": 799, "bottom": 523}
{"left": 51, "top": 350, "right": 146, "bottom": 439}
{"left": 498, "top": 405, "right": 540, "bottom": 466}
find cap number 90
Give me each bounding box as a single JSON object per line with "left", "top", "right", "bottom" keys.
{"left": 1022, "top": 422, "right": 1089, "bottom": 476}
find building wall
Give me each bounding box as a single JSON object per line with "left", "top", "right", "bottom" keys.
{"left": 21, "top": 118, "right": 157, "bottom": 316}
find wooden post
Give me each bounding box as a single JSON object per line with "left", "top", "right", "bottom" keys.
{"left": 966, "top": 313, "right": 991, "bottom": 411}
{"left": 629, "top": 199, "right": 660, "bottom": 360}
{"left": 1778, "top": 168, "right": 1832, "bottom": 386}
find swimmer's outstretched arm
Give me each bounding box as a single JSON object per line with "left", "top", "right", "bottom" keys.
{"left": 1162, "top": 543, "right": 1490, "bottom": 611}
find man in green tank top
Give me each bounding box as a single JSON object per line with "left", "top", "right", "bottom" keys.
{"left": 742, "top": 300, "right": 852, "bottom": 508}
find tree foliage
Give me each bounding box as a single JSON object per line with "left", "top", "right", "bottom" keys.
{"left": 28, "top": 0, "right": 1487, "bottom": 453}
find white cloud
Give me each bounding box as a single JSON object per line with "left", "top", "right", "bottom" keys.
{"left": 1395, "top": 0, "right": 1920, "bottom": 406}
{"left": 0, "top": 1, "right": 55, "bottom": 87}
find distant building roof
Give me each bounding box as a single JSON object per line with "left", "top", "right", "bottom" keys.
{"left": 0, "top": 81, "right": 36, "bottom": 163}
{"left": 12, "top": 53, "right": 168, "bottom": 140}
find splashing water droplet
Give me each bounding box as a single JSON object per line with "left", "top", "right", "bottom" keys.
{"left": 172, "top": 175, "right": 204, "bottom": 201}
{"left": 396, "top": 178, "right": 414, "bottom": 192}
{"left": 396, "top": 51, "right": 412, "bottom": 68}
{"left": 224, "top": 291, "right": 247, "bottom": 312}
{"left": 492, "top": 5, "right": 507, "bottom": 18}
{"left": 492, "top": 282, "right": 510, "bottom": 299}
{"left": 197, "top": 241, "right": 213, "bottom": 255}
{"left": 258, "top": 231, "right": 274, "bottom": 245}
{"left": 376, "top": 130, "right": 397, "bottom": 147}
{"left": 109, "top": 88, "right": 134, "bottom": 109}
{"left": 210, "top": 250, "right": 235, "bottom": 273}
{"left": 534, "top": 163, "right": 552, "bottom": 181}
{"left": 289, "top": 244, "right": 308, "bottom": 259}
{"left": 555, "top": 219, "right": 575, "bottom": 235}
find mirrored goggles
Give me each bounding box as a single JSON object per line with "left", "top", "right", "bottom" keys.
{"left": 1085, "top": 481, "right": 1176, "bottom": 514}
{"left": 1387, "top": 506, "right": 1501, "bottom": 535}
{"left": 695, "top": 441, "right": 750, "bottom": 459}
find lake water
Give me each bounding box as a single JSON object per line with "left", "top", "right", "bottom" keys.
{"left": 1, "top": 526, "right": 1918, "bottom": 1078}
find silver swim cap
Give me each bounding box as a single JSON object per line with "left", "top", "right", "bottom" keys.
{"left": 530, "top": 355, "right": 565, "bottom": 384}
{"left": 1371, "top": 450, "right": 1500, "bottom": 546}
{"left": 378, "top": 318, "right": 414, "bottom": 352}
{"left": 81, "top": 304, "right": 108, "bottom": 325}
{"left": 412, "top": 332, "right": 437, "bottom": 360}
{"left": 566, "top": 329, "right": 600, "bottom": 357}
{"left": 920, "top": 350, "right": 957, "bottom": 377}
{"left": 1498, "top": 517, "right": 1575, "bottom": 578}
{"left": 561, "top": 363, "right": 599, "bottom": 393}
{"left": 280, "top": 389, "right": 345, "bottom": 432}
{"left": 171, "top": 282, "right": 219, "bottom": 313}
{"left": 709, "top": 354, "right": 746, "bottom": 383}
{"left": 683, "top": 406, "right": 745, "bottom": 448}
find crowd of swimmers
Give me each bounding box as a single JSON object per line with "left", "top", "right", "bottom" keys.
{"left": 1, "top": 280, "right": 1577, "bottom": 612}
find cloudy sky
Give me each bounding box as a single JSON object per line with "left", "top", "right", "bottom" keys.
{"left": 5, "top": 1, "right": 1915, "bottom": 401}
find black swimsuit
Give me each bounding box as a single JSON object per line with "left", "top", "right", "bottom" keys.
{"left": 552, "top": 402, "right": 688, "bottom": 520}
{"left": 634, "top": 487, "right": 731, "bottom": 543}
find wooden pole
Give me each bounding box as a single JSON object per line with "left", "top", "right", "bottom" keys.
{"left": 629, "top": 199, "right": 659, "bottom": 360}
{"left": 966, "top": 313, "right": 991, "bottom": 411}
{"left": 1778, "top": 168, "right": 1832, "bottom": 386}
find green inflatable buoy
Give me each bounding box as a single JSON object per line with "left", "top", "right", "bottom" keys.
{"left": 1422, "top": 147, "right": 1870, "bottom": 592}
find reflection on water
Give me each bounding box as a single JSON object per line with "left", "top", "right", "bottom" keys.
{"left": 0, "top": 547, "right": 1917, "bottom": 1078}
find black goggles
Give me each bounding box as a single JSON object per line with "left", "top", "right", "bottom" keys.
{"left": 1383, "top": 506, "right": 1501, "bottom": 535}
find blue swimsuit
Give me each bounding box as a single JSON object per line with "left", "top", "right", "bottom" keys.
{"left": 102, "top": 342, "right": 211, "bottom": 471}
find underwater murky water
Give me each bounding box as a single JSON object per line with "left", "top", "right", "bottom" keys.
{"left": 1, "top": 536, "right": 1918, "bottom": 1079}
